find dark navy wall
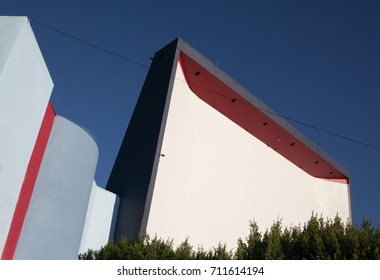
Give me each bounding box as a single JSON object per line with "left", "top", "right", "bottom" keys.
{"left": 106, "top": 39, "right": 180, "bottom": 241}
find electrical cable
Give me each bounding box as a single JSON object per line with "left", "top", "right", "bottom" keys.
{"left": 30, "top": 18, "right": 150, "bottom": 69}
{"left": 176, "top": 78, "right": 380, "bottom": 151}
{"left": 30, "top": 18, "right": 380, "bottom": 152}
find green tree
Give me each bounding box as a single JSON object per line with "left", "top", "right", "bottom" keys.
{"left": 235, "top": 220, "right": 264, "bottom": 259}
{"left": 263, "top": 220, "right": 284, "bottom": 259}
{"left": 79, "top": 215, "right": 380, "bottom": 260}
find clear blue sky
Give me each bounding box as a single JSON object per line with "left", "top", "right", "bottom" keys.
{"left": 3, "top": 0, "right": 380, "bottom": 227}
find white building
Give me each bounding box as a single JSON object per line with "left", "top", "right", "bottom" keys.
{"left": 0, "top": 16, "right": 351, "bottom": 258}
{"left": 0, "top": 16, "right": 118, "bottom": 259}
{"left": 107, "top": 38, "right": 351, "bottom": 250}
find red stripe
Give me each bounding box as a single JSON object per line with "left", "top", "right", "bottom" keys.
{"left": 178, "top": 53, "right": 348, "bottom": 182}
{"left": 1, "top": 102, "right": 56, "bottom": 260}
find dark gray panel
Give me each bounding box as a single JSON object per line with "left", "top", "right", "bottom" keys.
{"left": 106, "top": 39, "right": 180, "bottom": 241}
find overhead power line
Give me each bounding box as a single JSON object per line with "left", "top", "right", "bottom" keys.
{"left": 31, "top": 18, "right": 149, "bottom": 69}
{"left": 260, "top": 107, "right": 380, "bottom": 151}
{"left": 178, "top": 79, "right": 380, "bottom": 151}
{"left": 30, "top": 18, "right": 380, "bottom": 152}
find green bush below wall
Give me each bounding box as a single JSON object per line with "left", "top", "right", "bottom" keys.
{"left": 79, "top": 214, "right": 380, "bottom": 260}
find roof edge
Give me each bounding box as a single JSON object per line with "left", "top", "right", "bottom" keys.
{"left": 169, "top": 37, "right": 349, "bottom": 178}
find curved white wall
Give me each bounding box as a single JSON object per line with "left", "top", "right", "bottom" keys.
{"left": 13, "top": 117, "right": 98, "bottom": 259}
{"left": 145, "top": 61, "right": 351, "bottom": 250}
{"left": 0, "top": 17, "right": 53, "bottom": 253}
{"left": 0, "top": 17, "right": 119, "bottom": 259}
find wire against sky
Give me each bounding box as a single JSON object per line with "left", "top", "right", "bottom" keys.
{"left": 30, "top": 18, "right": 380, "bottom": 152}
{"left": 182, "top": 80, "right": 380, "bottom": 151}
{"left": 30, "top": 18, "right": 150, "bottom": 69}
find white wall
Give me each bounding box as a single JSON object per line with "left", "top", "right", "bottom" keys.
{"left": 0, "top": 17, "right": 53, "bottom": 253}
{"left": 145, "top": 61, "right": 351, "bottom": 250}
{"left": 79, "top": 181, "right": 119, "bottom": 255}
{"left": 13, "top": 117, "right": 98, "bottom": 260}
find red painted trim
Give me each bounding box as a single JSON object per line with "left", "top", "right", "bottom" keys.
{"left": 1, "top": 102, "right": 56, "bottom": 260}
{"left": 323, "top": 178, "right": 348, "bottom": 184}
{"left": 178, "top": 53, "right": 348, "bottom": 182}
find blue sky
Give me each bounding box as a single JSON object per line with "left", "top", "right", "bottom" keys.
{"left": 3, "top": 0, "right": 380, "bottom": 227}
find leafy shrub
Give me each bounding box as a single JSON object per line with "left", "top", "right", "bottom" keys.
{"left": 79, "top": 214, "right": 380, "bottom": 260}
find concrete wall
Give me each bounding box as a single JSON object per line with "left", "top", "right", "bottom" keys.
{"left": 144, "top": 60, "right": 351, "bottom": 250}
{"left": 13, "top": 117, "right": 98, "bottom": 259}
{"left": 0, "top": 17, "right": 53, "bottom": 254}
{"left": 79, "top": 181, "right": 119, "bottom": 254}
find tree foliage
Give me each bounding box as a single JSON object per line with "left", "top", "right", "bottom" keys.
{"left": 79, "top": 215, "right": 380, "bottom": 260}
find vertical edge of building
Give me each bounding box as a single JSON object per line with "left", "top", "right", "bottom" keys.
{"left": 78, "top": 181, "right": 120, "bottom": 255}
{"left": 106, "top": 39, "right": 181, "bottom": 241}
